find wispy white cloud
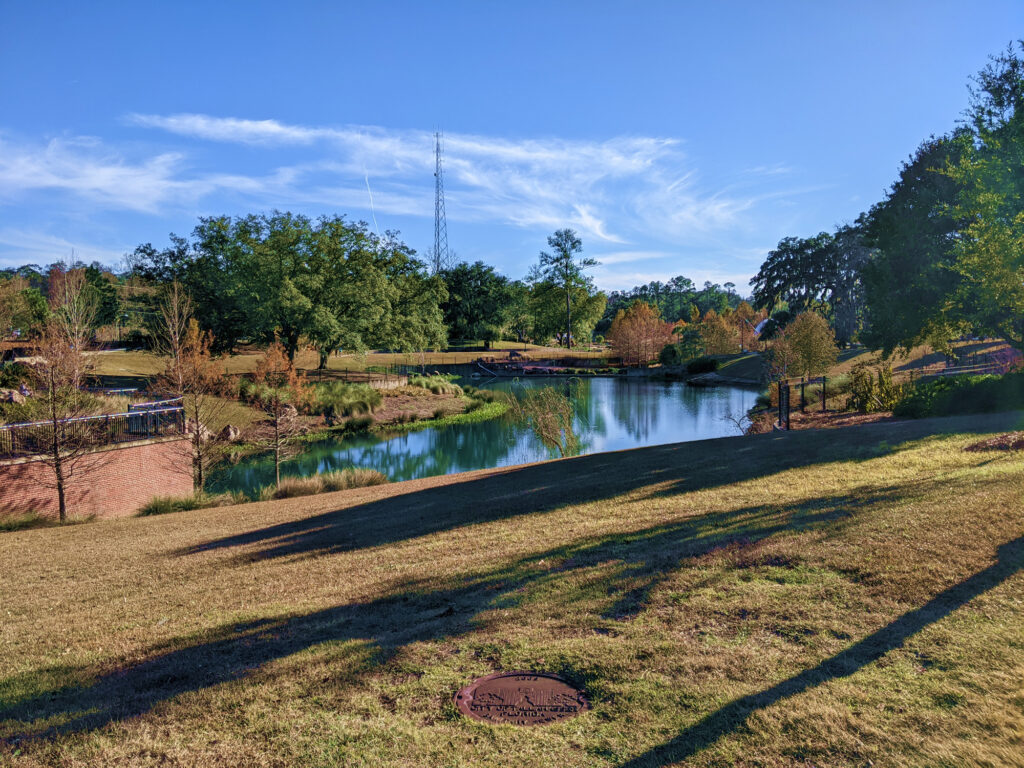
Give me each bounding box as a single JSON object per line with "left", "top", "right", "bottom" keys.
{"left": 0, "top": 116, "right": 805, "bottom": 279}
{"left": 127, "top": 113, "right": 332, "bottom": 145}
{"left": 122, "top": 114, "right": 757, "bottom": 244}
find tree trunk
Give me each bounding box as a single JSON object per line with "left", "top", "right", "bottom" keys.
{"left": 54, "top": 455, "right": 67, "bottom": 523}
{"left": 49, "top": 371, "right": 67, "bottom": 523}
{"left": 194, "top": 432, "right": 204, "bottom": 492}
{"left": 274, "top": 409, "right": 281, "bottom": 489}
{"left": 565, "top": 289, "right": 572, "bottom": 349}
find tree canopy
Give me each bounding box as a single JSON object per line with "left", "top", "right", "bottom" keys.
{"left": 130, "top": 213, "right": 447, "bottom": 362}
{"left": 535, "top": 229, "right": 599, "bottom": 348}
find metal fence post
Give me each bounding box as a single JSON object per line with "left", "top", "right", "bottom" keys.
{"left": 778, "top": 380, "right": 783, "bottom": 427}
{"left": 822, "top": 376, "right": 827, "bottom": 413}
{"left": 800, "top": 377, "right": 806, "bottom": 412}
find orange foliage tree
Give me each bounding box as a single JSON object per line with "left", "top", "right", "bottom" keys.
{"left": 251, "top": 341, "right": 309, "bottom": 488}
{"left": 608, "top": 301, "right": 674, "bottom": 366}
{"left": 158, "top": 319, "right": 230, "bottom": 490}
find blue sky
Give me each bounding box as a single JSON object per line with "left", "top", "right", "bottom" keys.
{"left": 1, "top": 1, "right": 1021, "bottom": 293}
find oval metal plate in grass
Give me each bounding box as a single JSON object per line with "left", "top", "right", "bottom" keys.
{"left": 455, "top": 671, "right": 589, "bottom": 726}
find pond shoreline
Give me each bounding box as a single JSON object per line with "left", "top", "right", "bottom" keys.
{"left": 211, "top": 377, "right": 759, "bottom": 497}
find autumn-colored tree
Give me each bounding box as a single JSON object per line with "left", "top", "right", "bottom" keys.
{"left": 250, "top": 342, "right": 308, "bottom": 488}
{"left": 785, "top": 311, "right": 839, "bottom": 378}
{"left": 27, "top": 272, "right": 101, "bottom": 521}
{"left": 158, "top": 319, "right": 231, "bottom": 491}
{"left": 766, "top": 325, "right": 798, "bottom": 381}
{"left": 699, "top": 309, "right": 738, "bottom": 355}
{"left": 608, "top": 301, "right": 673, "bottom": 366}
{"left": 733, "top": 301, "right": 758, "bottom": 352}
{"left": 30, "top": 324, "right": 104, "bottom": 521}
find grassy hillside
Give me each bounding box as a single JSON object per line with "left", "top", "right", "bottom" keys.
{"left": 2, "top": 412, "right": 1023, "bottom": 766}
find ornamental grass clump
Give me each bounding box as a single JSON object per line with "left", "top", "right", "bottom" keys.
{"left": 257, "top": 469, "right": 387, "bottom": 500}
{"left": 305, "top": 382, "right": 382, "bottom": 422}
{"left": 137, "top": 492, "right": 243, "bottom": 516}
{"left": 409, "top": 375, "right": 463, "bottom": 396}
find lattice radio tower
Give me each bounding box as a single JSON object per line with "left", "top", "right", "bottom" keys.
{"left": 431, "top": 130, "right": 452, "bottom": 274}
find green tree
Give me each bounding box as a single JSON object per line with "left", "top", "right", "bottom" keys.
{"left": 84, "top": 265, "right": 121, "bottom": 328}
{"left": 785, "top": 312, "right": 838, "bottom": 378}
{"left": 439, "top": 261, "right": 511, "bottom": 345}
{"left": 132, "top": 214, "right": 445, "bottom": 363}
{"left": 861, "top": 132, "right": 970, "bottom": 354}
{"left": 503, "top": 281, "right": 533, "bottom": 343}
{"left": 536, "top": 229, "right": 598, "bottom": 348}
{"left": 944, "top": 43, "right": 1024, "bottom": 352}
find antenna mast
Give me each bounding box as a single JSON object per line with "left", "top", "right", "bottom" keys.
{"left": 432, "top": 131, "right": 451, "bottom": 274}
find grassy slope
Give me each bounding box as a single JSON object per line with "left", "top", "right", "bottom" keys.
{"left": 2, "top": 412, "right": 1023, "bottom": 767}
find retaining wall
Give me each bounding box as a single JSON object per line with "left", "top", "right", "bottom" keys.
{"left": 0, "top": 437, "right": 193, "bottom": 520}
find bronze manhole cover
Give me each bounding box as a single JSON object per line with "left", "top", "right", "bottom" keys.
{"left": 455, "top": 671, "right": 590, "bottom": 726}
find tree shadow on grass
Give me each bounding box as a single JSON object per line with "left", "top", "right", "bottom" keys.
{"left": 1, "top": 483, "right": 906, "bottom": 744}
{"left": 179, "top": 414, "right": 1011, "bottom": 563}
{"left": 615, "top": 534, "right": 1024, "bottom": 768}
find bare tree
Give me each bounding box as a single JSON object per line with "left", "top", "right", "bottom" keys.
{"left": 29, "top": 319, "right": 102, "bottom": 521}
{"left": 153, "top": 281, "right": 193, "bottom": 395}
{"left": 47, "top": 266, "right": 97, "bottom": 389}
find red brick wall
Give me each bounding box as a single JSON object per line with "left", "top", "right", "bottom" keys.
{"left": 0, "top": 437, "right": 193, "bottom": 520}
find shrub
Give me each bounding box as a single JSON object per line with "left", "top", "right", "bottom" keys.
{"left": 659, "top": 343, "right": 684, "bottom": 366}
{"left": 893, "top": 372, "right": 1024, "bottom": 419}
{"left": 122, "top": 329, "right": 153, "bottom": 350}
{"left": 848, "top": 364, "right": 903, "bottom": 413}
{"left": 343, "top": 415, "right": 374, "bottom": 432}
{"left": 0, "top": 362, "right": 32, "bottom": 389}
{"left": 470, "top": 388, "right": 499, "bottom": 403}
{"left": 686, "top": 356, "right": 719, "bottom": 374}
{"left": 432, "top": 408, "right": 445, "bottom": 419}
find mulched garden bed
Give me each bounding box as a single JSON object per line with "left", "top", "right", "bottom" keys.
{"left": 963, "top": 431, "right": 1024, "bottom": 452}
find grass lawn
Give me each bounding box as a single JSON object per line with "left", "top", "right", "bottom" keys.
{"left": 2, "top": 412, "right": 1023, "bottom": 766}
{"left": 86, "top": 345, "right": 608, "bottom": 384}
{"left": 714, "top": 352, "right": 764, "bottom": 381}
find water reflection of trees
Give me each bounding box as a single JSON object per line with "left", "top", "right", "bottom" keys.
{"left": 610, "top": 379, "right": 664, "bottom": 441}
{"left": 210, "top": 380, "right": 759, "bottom": 495}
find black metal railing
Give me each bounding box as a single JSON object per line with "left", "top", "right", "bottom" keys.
{"left": 0, "top": 406, "right": 185, "bottom": 460}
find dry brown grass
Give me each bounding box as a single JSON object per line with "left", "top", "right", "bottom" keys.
{"left": 258, "top": 469, "right": 388, "bottom": 500}
{"left": 2, "top": 411, "right": 1023, "bottom": 766}
{"left": 88, "top": 345, "right": 607, "bottom": 381}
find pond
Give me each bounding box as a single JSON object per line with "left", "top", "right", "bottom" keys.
{"left": 208, "top": 377, "right": 760, "bottom": 497}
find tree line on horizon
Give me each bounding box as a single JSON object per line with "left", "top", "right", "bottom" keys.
{"left": 1, "top": 222, "right": 753, "bottom": 364}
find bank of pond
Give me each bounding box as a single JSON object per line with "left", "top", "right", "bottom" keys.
{"left": 209, "top": 377, "right": 759, "bottom": 498}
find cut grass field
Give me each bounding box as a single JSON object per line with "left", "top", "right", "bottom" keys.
{"left": 85, "top": 344, "right": 608, "bottom": 383}
{"left": 2, "top": 412, "right": 1023, "bottom": 766}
